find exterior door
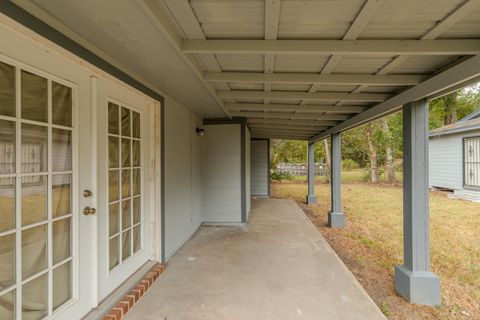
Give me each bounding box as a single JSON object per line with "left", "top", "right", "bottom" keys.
{"left": 0, "top": 56, "right": 94, "bottom": 319}
{"left": 96, "top": 80, "right": 154, "bottom": 300}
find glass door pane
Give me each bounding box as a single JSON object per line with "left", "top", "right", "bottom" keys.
{"left": 0, "top": 61, "right": 75, "bottom": 319}
{"left": 107, "top": 103, "right": 142, "bottom": 270}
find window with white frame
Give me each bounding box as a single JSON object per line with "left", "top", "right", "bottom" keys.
{"left": 464, "top": 137, "right": 480, "bottom": 188}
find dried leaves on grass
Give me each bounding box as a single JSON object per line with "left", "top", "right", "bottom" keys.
{"left": 271, "top": 182, "right": 480, "bottom": 320}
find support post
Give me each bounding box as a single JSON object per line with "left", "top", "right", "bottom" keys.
{"left": 328, "top": 133, "right": 345, "bottom": 227}
{"left": 306, "top": 142, "right": 317, "bottom": 204}
{"left": 395, "top": 99, "right": 440, "bottom": 305}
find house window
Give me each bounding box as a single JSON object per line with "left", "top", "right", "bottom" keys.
{"left": 464, "top": 137, "right": 480, "bottom": 188}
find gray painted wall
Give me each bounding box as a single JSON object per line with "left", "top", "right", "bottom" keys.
{"left": 251, "top": 140, "right": 269, "bottom": 196}
{"left": 245, "top": 127, "right": 251, "bottom": 217}
{"left": 429, "top": 130, "right": 480, "bottom": 191}
{"left": 202, "top": 124, "right": 242, "bottom": 223}
{"left": 164, "top": 97, "right": 203, "bottom": 259}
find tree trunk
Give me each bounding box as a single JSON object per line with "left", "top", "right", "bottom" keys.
{"left": 323, "top": 139, "right": 331, "bottom": 167}
{"left": 381, "top": 118, "right": 396, "bottom": 183}
{"left": 323, "top": 139, "right": 331, "bottom": 181}
{"left": 365, "top": 124, "right": 379, "bottom": 183}
{"left": 443, "top": 92, "right": 458, "bottom": 125}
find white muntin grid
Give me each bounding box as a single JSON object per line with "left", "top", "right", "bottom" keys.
{"left": 0, "top": 57, "right": 78, "bottom": 320}
{"left": 106, "top": 98, "right": 143, "bottom": 273}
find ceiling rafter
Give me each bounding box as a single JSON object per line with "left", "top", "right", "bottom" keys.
{"left": 263, "top": 0, "right": 282, "bottom": 105}
{"left": 310, "top": 54, "right": 480, "bottom": 142}
{"left": 251, "top": 134, "right": 310, "bottom": 141}
{"left": 251, "top": 131, "right": 314, "bottom": 138}
{"left": 204, "top": 72, "right": 425, "bottom": 85}
{"left": 136, "top": 0, "right": 230, "bottom": 115}
{"left": 305, "top": 0, "right": 385, "bottom": 102}
{"left": 251, "top": 128, "right": 318, "bottom": 134}
{"left": 182, "top": 39, "right": 480, "bottom": 55}
{"left": 225, "top": 103, "right": 366, "bottom": 113}
{"left": 248, "top": 124, "right": 329, "bottom": 132}
{"left": 217, "top": 90, "right": 389, "bottom": 102}
{"left": 351, "top": 0, "right": 480, "bottom": 94}
{"left": 248, "top": 118, "right": 339, "bottom": 126}
{"left": 229, "top": 111, "right": 350, "bottom": 121}
{"left": 162, "top": 0, "right": 230, "bottom": 91}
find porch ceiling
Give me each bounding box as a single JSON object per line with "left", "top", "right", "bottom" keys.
{"left": 13, "top": 0, "right": 480, "bottom": 141}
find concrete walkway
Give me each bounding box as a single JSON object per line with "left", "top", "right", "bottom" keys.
{"left": 125, "top": 199, "right": 386, "bottom": 320}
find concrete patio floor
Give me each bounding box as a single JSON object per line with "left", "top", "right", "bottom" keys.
{"left": 125, "top": 199, "right": 386, "bottom": 320}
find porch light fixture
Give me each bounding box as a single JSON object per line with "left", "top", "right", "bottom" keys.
{"left": 196, "top": 127, "right": 205, "bottom": 136}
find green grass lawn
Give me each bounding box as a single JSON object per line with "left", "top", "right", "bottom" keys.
{"left": 271, "top": 180, "right": 480, "bottom": 320}
{"left": 285, "top": 169, "right": 403, "bottom": 184}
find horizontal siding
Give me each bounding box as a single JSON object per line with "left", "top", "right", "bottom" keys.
{"left": 164, "top": 97, "right": 203, "bottom": 259}
{"left": 203, "top": 124, "right": 242, "bottom": 223}
{"left": 251, "top": 140, "right": 269, "bottom": 196}
{"left": 245, "top": 127, "right": 251, "bottom": 216}
{"left": 429, "top": 133, "right": 463, "bottom": 190}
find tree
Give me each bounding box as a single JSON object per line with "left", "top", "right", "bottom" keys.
{"left": 429, "top": 84, "right": 480, "bottom": 129}
{"left": 381, "top": 118, "right": 396, "bottom": 182}
{"left": 443, "top": 92, "right": 458, "bottom": 125}
{"left": 322, "top": 138, "right": 331, "bottom": 181}
{"left": 269, "top": 82, "right": 479, "bottom": 182}
{"left": 365, "top": 123, "right": 379, "bottom": 183}
{"left": 323, "top": 139, "right": 331, "bottom": 168}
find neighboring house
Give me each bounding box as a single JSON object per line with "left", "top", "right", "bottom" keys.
{"left": 429, "top": 110, "right": 480, "bottom": 202}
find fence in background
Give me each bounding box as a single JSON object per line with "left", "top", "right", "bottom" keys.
{"left": 276, "top": 163, "right": 324, "bottom": 176}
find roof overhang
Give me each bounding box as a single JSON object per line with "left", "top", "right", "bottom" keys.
{"left": 7, "top": 0, "right": 480, "bottom": 141}
{"left": 430, "top": 123, "right": 480, "bottom": 138}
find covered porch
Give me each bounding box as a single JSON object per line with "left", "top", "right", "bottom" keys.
{"left": 125, "top": 198, "right": 386, "bottom": 320}
{"left": 0, "top": 0, "right": 479, "bottom": 319}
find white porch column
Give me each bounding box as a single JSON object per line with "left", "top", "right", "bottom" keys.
{"left": 328, "top": 133, "right": 345, "bottom": 228}
{"left": 306, "top": 142, "right": 317, "bottom": 204}
{"left": 395, "top": 99, "right": 440, "bottom": 305}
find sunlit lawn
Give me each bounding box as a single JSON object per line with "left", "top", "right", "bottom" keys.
{"left": 288, "top": 169, "right": 403, "bottom": 184}
{"left": 271, "top": 179, "right": 480, "bottom": 319}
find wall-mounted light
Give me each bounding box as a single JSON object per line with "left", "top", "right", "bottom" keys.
{"left": 196, "top": 127, "right": 205, "bottom": 136}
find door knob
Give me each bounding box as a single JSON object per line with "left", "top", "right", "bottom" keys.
{"left": 83, "top": 189, "right": 93, "bottom": 197}
{"left": 83, "top": 207, "right": 96, "bottom": 216}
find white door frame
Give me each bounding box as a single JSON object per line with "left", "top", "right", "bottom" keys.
{"left": 0, "top": 18, "right": 164, "bottom": 318}
{"left": 95, "top": 78, "right": 156, "bottom": 301}
{"left": 0, "top": 51, "right": 94, "bottom": 320}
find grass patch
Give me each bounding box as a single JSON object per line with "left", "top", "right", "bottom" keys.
{"left": 271, "top": 181, "right": 480, "bottom": 320}
{"left": 285, "top": 169, "right": 403, "bottom": 184}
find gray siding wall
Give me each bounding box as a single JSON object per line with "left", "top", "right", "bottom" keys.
{"left": 245, "top": 127, "right": 251, "bottom": 217}
{"left": 164, "top": 97, "right": 203, "bottom": 259}
{"left": 429, "top": 133, "right": 464, "bottom": 190}
{"left": 251, "top": 140, "right": 269, "bottom": 196}
{"left": 202, "top": 124, "right": 242, "bottom": 223}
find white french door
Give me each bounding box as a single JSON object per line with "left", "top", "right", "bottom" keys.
{"left": 0, "top": 56, "right": 94, "bottom": 320}
{"left": 0, "top": 24, "right": 158, "bottom": 319}
{"left": 96, "top": 80, "right": 154, "bottom": 300}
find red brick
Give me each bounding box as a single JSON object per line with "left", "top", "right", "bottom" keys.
{"left": 135, "top": 284, "right": 146, "bottom": 296}
{"left": 154, "top": 265, "right": 165, "bottom": 273}
{"left": 102, "top": 263, "right": 166, "bottom": 320}
{"left": 115, "top": 301, "right": 129, "bottom": 314}
{"left": 141, "top": 279, "right": 150, "bottom": 290}
{"left": 132, "top": 288, "right": 143, "bottom": 298}
{"left": 106, "top": 308, "right": 122, "bottom": 320}
{"left": 144, "top": 276, "right": 153, "bottom": 286}
{"left": 123, "top": 295, "right": 135, "bottom": 308}
{"left": 129, "top": 290, "right": 140, "bottom": 302}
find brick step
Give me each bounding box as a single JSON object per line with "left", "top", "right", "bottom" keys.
{"left": 103, "top": 264, "right": 165, "bottom": 320}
